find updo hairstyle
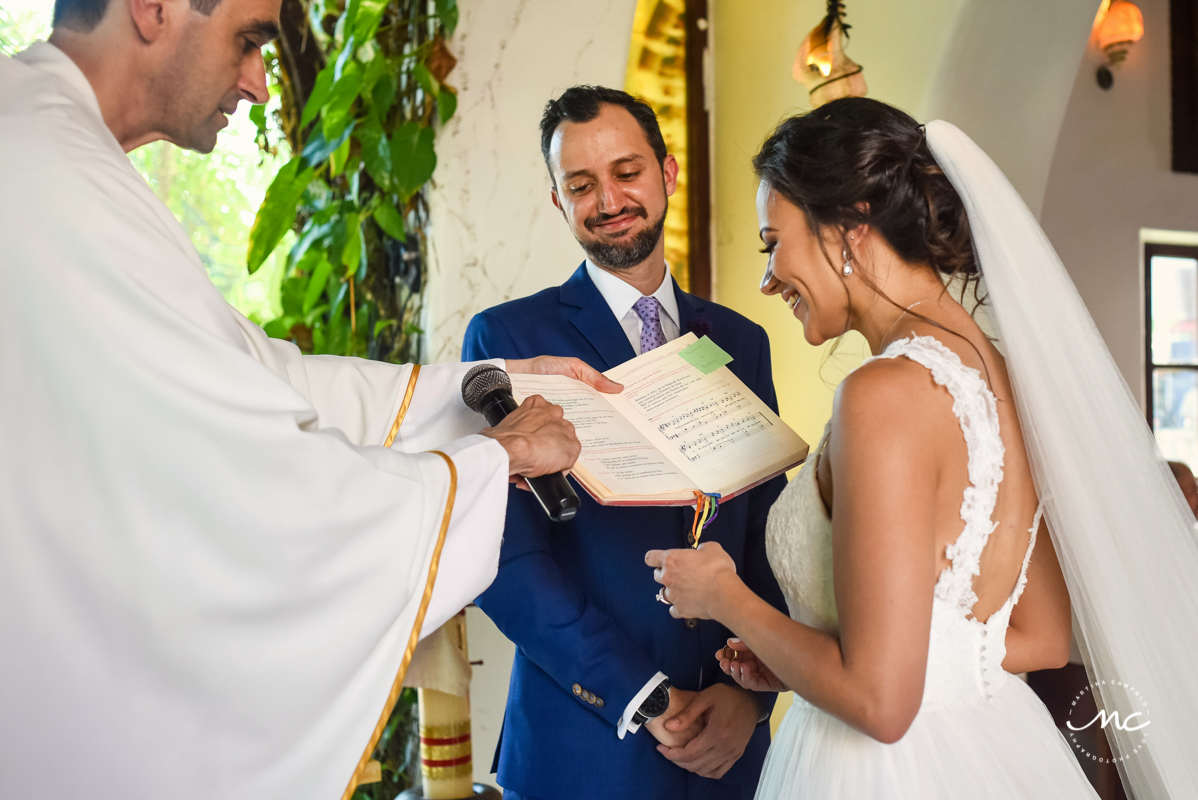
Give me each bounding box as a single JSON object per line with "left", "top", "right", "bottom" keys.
{"left": 752, "top": 97, "right": 982, "bottom": 309}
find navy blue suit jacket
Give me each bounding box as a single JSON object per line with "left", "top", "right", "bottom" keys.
{"left": 463, "top": 264, "right": 788, "bottom": 800}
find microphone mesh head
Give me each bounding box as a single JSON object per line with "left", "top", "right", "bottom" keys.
{"left": 461, "top": 364, "right": 512, "bottom": 413}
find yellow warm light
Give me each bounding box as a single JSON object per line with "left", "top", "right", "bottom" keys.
{"left": 808, "top": 50, "right": 833, "bottom": 77}
{"left": 625, "top": 0, "right": 691, "bottom": 292}
{"left": 1096, "top": 0, "right": 1144, "bottom": 54}
{"left": 792, "top": 11, "right": 867, "bottom": 108}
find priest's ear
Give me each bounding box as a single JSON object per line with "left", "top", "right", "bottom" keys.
{"left": 128, "top": 0, "right": 180, "bottom": 44}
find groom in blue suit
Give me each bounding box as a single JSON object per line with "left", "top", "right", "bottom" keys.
{"left": 463, "top": 86, "right": 788, "bottom": 800}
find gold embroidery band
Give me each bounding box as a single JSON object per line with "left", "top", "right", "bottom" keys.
{"left": 421, "top": 761, "right": 473, "bottom": 780}
{"left": 383, "top": 364, "right": 422, "bottom": 449}
{"left": 339, "top": 449, "right": 458, "bottom": 800}
{"left": 421, "top": 721, "right": 470, "bottom": 740}
{"left": 420, "top": 736, "right": 472, "bottom": 763}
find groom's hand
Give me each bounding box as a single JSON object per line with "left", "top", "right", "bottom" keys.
{"left": 645, "top": 687, "right": 701, "bottom": 748}
{"left": 506, "top": 356, "right": 624, "bottom": 393}
{"left": 655, "top": 683, "right": 761, "bottom": 779}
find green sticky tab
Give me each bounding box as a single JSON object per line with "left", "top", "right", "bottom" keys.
{"left": 679, "top": 336, "right": 733, "bottom": 374}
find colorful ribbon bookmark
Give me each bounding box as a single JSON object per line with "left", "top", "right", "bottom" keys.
{"left": 689, "top": 491, "right": 722, "bottom": 548}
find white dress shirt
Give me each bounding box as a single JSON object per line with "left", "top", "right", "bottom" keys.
{"left": 584, "top": 260, "right": 682, "bottom": 737}
{"left": 585, "top": 260, "right": 681, "bottom": 355}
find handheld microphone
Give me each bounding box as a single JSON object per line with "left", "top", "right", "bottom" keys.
{"left": 461, "top": 364, "right": 581, "bottom": 523}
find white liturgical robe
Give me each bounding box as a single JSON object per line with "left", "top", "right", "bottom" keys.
{"left": 0, "top": 44, "right": 510, "bottom": 799}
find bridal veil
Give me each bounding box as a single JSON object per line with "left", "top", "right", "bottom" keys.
{"left": 927, "top": 120, "right": 1198, "bottom": 799}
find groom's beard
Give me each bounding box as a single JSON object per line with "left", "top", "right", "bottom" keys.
{"left": 581, "top": 205, "right": 667, "bottom": 270}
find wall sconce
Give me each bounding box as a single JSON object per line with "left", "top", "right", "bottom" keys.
{"left": 793, "top": 1, "right": 867, "bottom": 108}
{"left": 1095, "top": 0, "right": 1145, "bottom": 89}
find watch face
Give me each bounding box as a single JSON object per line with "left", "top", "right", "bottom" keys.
{"left": 640, "top": 683, "right": 671, "bottom": 718}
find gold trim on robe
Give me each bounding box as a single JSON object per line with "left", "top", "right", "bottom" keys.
{"left": 383, "top": 364, "right": 422, "bottom": 449}
{"left": 339, "top": 445, "right": 458, "bottom": 800}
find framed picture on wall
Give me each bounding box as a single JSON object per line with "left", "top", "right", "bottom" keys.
{"left": 1172, "top": 0, "right": 1198, "bottom": 172}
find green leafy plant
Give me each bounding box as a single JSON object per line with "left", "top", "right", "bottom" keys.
{"left": 353, "top": 687, "right": 421, "bottom": 799}
{"left": 251, "top": 0, "right": 459, "bottom": 363}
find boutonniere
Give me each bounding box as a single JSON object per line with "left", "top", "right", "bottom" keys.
{"left": 689, "top": 313, "right": 712, "bottom": 339}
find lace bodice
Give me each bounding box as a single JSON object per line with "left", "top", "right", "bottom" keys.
{"left": 765, "top": 336, "right": 1041, "bottom": 707}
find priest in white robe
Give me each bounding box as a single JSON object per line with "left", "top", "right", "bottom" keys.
{"left": 0, "top": 1, "right": 616, "bottom": 797}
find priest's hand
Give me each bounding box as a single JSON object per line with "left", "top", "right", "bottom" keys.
{"left": 656, "top": 683, "right": 762, "bottom": 779}
{"left": 507, "top": 356, "right": 623, "bottom": 393}
{"left": 645, "top": 687, "right": 702, "bottom": 749}
{"left": 481, "top": 395, "right": 581, "bottom": 478}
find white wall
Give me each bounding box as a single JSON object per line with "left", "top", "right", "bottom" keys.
{"left": 922, "top": 0, "right": 1098, "bottom": 216}
{"left": 1040, "top": 0, "right": 1198, "bottom": 399}
{"left": 424, "top": 0, "right": 638, "bottom": 784}
{"left": 425, "top": 0, "right": 639, "bottom": 364}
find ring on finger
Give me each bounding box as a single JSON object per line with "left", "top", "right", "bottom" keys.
{"left": 656, "top": 587, "right": 671, "bottom": 605}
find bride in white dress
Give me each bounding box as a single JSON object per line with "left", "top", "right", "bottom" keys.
{"left": 647, "top": 98, "right": 1198, "bottom": 799}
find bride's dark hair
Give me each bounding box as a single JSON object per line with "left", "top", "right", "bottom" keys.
{"left": 753, "top": 97, "right": 985, "bottom": 320}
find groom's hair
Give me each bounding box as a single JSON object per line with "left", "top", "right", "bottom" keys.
{"left": 540, "top": 85, "right": 667, "bottom": 187}
{"left": 53, "top": 0, "right": 224, "bottom": 32}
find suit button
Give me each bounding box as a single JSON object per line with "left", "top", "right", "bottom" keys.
{"left": 572, "top": 683, "right": 582, "bottom": 696}
{"left": 686, "top": 618, "right": 698, "bottom": 629}
{"left": 586, "top": 692, "right": 596, "bottom": 704}
{"left": 596, "top": 697, "right": 605, "bottom": 708}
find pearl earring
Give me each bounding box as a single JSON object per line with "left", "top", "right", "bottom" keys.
{"left": 842, "top": 247, "right": 853, "bottom": 277}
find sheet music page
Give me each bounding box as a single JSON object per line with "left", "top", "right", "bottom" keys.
{"left": 603, "top": 334, "right": 807, "bottom": 493}
{"left": 509, "top": 374, "right": 694, "bottom": 496}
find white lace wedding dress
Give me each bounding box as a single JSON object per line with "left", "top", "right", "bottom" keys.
{"left": 756, "top": 336, "right": 1099, "bottom": 799}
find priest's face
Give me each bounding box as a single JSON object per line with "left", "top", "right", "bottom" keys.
{"left": 548, "top": 104, "right": 678, "bottom": 270}
{"left": 148, "top": 0, "right": 277, "bottom": 153}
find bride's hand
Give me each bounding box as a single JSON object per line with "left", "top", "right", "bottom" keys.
{"left": 717, "top": 638, "right": 787, "bottom": 693}
{"left": 645, "top": 542, "right": 740, "bottom": 621}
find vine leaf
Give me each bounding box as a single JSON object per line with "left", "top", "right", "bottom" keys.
{"left": 373, "top": 201, "right": 405, "bottom": 241}
{"left": 303, "top": 257, "right": 334, "bottom": 315}
{"left": 302, "top": 121, "right": 357, "bottom": 170}
{"left": 249, "top": 103, "right": 268, "bottom": 139}
{"left": 300, "top": 66, "right": 335, "bottom": 129}
{"left": 390, "top": 122, "right": 436, "bottom": 202}
{"left": 353, "top": 0, "right": 390, "bottom": 45}
{"left": 435, "top": 0, "right": 459, "bottom": 36}
{"left": 356, "top": 116, "right": 392, "bottom": 190}
{"left": 438, "top": 87, "right": 457, "bottom": 125}
{"left": 362, "top": 51, "right": 393, "bottom": 100}
{"left": 371, "top": 72, "right": 398, "bottom": 122}
{"left": 413, "top": 63, "right": 439, "bottom": 98}
{"left": 247, "top": 157, "right": 315, "bottom": 274}
{"left": 321, "top": 63, "right": 363, "bottom": 143}
{"left": 329, "top": 134, "right": 353, "bottom": 177}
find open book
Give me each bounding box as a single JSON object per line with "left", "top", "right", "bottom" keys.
{"left": 510, "top": 333, "right": 809, "bottom": 506}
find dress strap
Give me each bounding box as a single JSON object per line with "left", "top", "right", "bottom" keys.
{"left": 868, "top": 336, "right": 1006, "bottom": 617}
{"left": 1005, "top": 502, "right": 1043, "bottom": 608}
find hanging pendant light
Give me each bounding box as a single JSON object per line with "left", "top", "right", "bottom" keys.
{"left": 1094, "top": 0, "right": 1145, "bottom": 89}
{"left": 793, "top": 1, "right": 867, "bottom": 108}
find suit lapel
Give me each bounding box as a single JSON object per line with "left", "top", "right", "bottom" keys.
{"left": 560, "top": 264, "right": 637, "bottom": 370}
{"left": 673, "top": 278, "right": 705, "bottom": 339}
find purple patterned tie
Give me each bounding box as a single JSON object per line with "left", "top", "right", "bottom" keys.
{"left": 633, "top": 296, "right": 666, "bottom": 353}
